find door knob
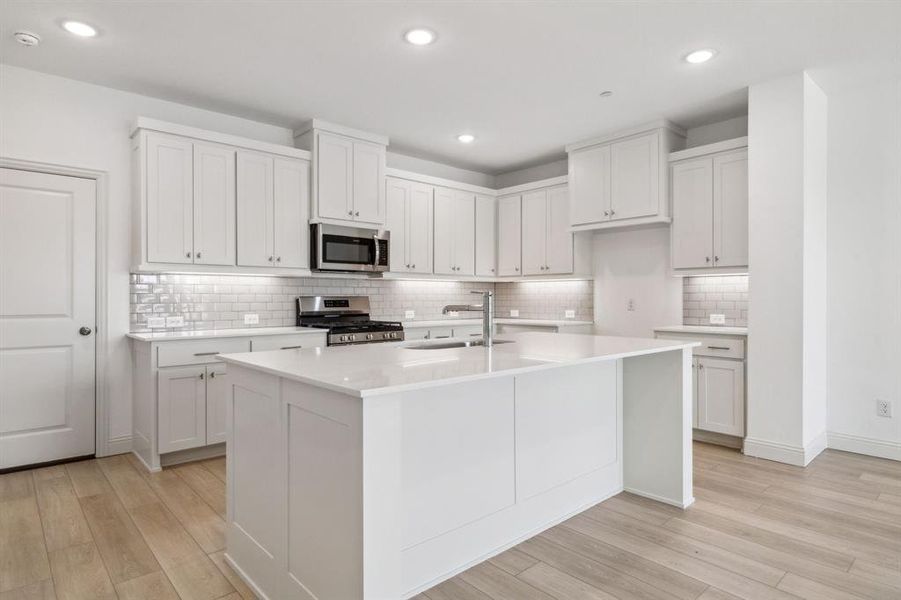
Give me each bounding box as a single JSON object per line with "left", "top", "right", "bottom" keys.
{"left": 79, "top": 326, "right": 92, "bottom": 336}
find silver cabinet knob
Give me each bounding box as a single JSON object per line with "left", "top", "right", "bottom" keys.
{"left": 411, "top": 264, "right": 415, "bottom": 269}
{"left": 196, "top": 252, "right": 202, "bottom": 259}
{"left": 210, "top": 371, "right": 216, "bottom": 379}
{"left": 186, "top": 251, "right": 192, "bottom": 258}
{"left": 604, "top": 210, "right": 609, "bottom": 217}
{"left": 200, "top": 372, "right": 205, "bottom": 380}
{"left": 348, "top": 210, "right": 353, "bottom": 216}
{"left": 705, "top": 257, "right": 710, "bottom": 263}
{"left": 79, "top": 326, "right": 92, "bottom": 336}
{"left": 276, "top": 256, "right": 281, "bottom": 262}
{"left": 610, "top": 209, "right": 616, "bottom": 216}
{"left": 491, "top": 268, "right": 495, "bottom": 272}
{"left": 515, "top": 266, "right": 519, "bottom": 272}
{"left": 355, "top": 211, "right": 360, "bottom": 216}
{"left": 268, "top": 256, "right": 274, "bottom": 262}
{"left": 405, "top": 264, "right": 410, "bottom": 268}
{"left": 714, "top": 256, "right": 719, "bottom": 262}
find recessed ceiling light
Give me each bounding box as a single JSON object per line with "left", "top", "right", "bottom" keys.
{"left": 684, "top": 49, "right": 716, "bottom": 64}
{"left": 457, "top": 133, "right": 475, "bottom": 144}
{"left": 62, "top": 21, "right": 97, "bottom": 37}
{"left": 404, "top": 28, "right": 436, "bottom": 46}
{"left": 599, "top": 90, "right": 613, "bottom": 98}
{"left": 13, "top": 31, "right": 41, "bottom": 46}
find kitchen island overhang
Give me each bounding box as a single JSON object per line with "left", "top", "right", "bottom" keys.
{"left": 217, "top": 332, "right": 698, "bottom": 600}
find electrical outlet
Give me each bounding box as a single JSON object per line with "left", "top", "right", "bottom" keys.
{"left": 405, "top": 310, "right": 415, "bottom": 319}
{"left": 627, "top": 299, "right": 636, "bottom": 312}
{"left": 166, "top": 316, "right": 184, "bottom": 328}
{"left": 510, "top": 309, "right": 519, "bottom": 317}
{"left": 709, "top": 313, "right": 726, "bottom": 325}
{"left": 877, "top": 399, "right": 892, "bottom": 418}
{"left": 565, "top": 310, "right": 576, "bottom": 319}
{"left": 146, "top": 317, "right": 166, "bottom": 328}
{"left": 243, "top": 313, "right": 259, "bottom": 325}
{"left": 446, "top": 311, "right": 459, "bottom": 317}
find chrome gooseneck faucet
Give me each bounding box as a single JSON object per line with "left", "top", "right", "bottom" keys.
{"left": 442, "top": 290, "right": 495, "bottom": 347}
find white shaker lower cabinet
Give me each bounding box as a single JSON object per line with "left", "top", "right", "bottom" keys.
{"left": 497, "top": 194, "right": 522, "bottom": 276}
{"left": 130, "top": 331, "right": 327, "bottom": 471}
{"left": 655, "top": 329, "right": 746, "bottom": 444}
{"left": 696, "top": 357, "right": 744, "bottom": 436}
{"left": 670, "top": 139, "right": 748, "bottom": 271}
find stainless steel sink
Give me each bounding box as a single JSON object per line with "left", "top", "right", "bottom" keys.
{"left": 405, "top": 339, "right": 514, "bottom": 350}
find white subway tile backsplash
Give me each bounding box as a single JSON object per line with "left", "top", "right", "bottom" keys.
{"left": 682, "top": 275, "right": 749, "bottom": 327}
{"left": 130, "top": 273, "right": 594, "bottom": 333}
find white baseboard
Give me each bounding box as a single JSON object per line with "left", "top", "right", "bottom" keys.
{"left": 742, "top": 437, "right": 807, "bottom": 466}
{"left": 624, "top": 487, "right": 695, "bottom": 509}
{"left": 827, "top": 431, "right": 901, "bottom": 461}
{"left": 160, "top": 443, "right": 226, "bottom": 468}
{"left": 804, "top": 430, "right": 828, "bottom": 464}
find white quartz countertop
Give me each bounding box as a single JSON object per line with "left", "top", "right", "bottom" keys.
{"left": 126, "top": 326, "right": 325, "bottom": 342}
{"left": 403, "top": 318, "right": 594, "bottom": 328}
{"left": 217, "top": 332, "right": 697, "bottom": 398}
{"left": 654, "top": 325, "right": 748, "bottom": 336}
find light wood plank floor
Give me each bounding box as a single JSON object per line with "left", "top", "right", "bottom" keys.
{"left": 2, "top": 443, "right": 899, "bottom": 599}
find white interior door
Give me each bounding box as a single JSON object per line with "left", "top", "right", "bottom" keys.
{"left": 0, "top": 168, "right": 96, "bottom": 469}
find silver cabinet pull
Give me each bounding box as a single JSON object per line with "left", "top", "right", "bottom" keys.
{"left": 707, "top": 345, "right": 730, "bottom": 350}
{"left": 193, "top": 351, "right": 220, "bottom": 356}
{"left": 280, "top": 345, "right": 303, "bottom": 350}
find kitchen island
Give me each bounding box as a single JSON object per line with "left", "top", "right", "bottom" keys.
{"left": 217, "top": 332, "right": 697, "bottom": 600}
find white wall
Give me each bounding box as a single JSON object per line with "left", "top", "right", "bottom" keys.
{"left": 495, "top": 159, "right": 568, "bottom": 189}
{"left": 685, "top": 115, "right": 748, "bottom": 148}
{"left": 591, "top": 227, "right": 681, "bottom": 338}
{"left": 745, "top": 72, "right": 828, "bottom": 465}
{"left": 387, "top": 151, "right": 494, "bottom": 188}
{"left": 0, "top": 65, "right": 297, "bottom": 450}
{"left": 825, "top": 78, "right": 901, "bottom": 460}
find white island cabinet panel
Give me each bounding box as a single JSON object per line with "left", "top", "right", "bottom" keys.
{"left": 515, "top": 361, "right": 617, "bottom": 500}
{"left": 402, "top": 377, "right": 514, "bottom": 549}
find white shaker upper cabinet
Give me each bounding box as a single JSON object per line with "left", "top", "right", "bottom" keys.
{"left": 146, "top": 132, "right": 194, "bottom": 264}
{"left": 237, "top": 151, "right": 275, "bottom": 267}
{"left": 545, "top": 185, "right": 573, "bottom": 274}
{"left": 497, "top": 195, "right": 521, "bottom": 276}
{"left": 433, "top": 187, "right": 455, "bottom": 275}
{"left": 434, "top": 188, "right": 474, "bottom": 276}
{"left": 272, "top": 157, "right": 310, "bottom": 269}
{"left": 386, "top": 177, "right": 409, "bottom": 272}
{"left": 521, "top": 190, "right": 548, "bottom": 276}
{"left": 316, "top": 132, "right": 354, "bottom": 221}
{"left": 568, "top": 143, "right": 611, "bottom": 226}
{"left": 671, "top": 158, "right": 714, "bottom": 269}
{"left": 352, "top": 140, "right": 386, "bottom": 225}
{"left": 386, "top": 177, "right": 433, "bottom": 273}
{"left": 610, "top": 131, "right": 660, "bottom": 220}
{"left": 475, "top": 194, "right": 497, "bottom": 276}
{"left": 192, "top": 142, "right": 236, "bottom": 266}
{"left": 452, "top": 190, "right": 475, "bottom": 276}
{"left": 713, "top": 150, "right": 749, "bottom": 268}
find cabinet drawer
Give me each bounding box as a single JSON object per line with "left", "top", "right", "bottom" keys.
{"left": 157, "top": 338, "right": 251, "bottom": 367}
{"left": 250, "top": 333, "right": 327, "bottom": 352}
{"left": 404, "top": 328, "right": 430, "bottom": 341}
{"left": 453, "top": 325, "right": 483, "bottom": 337}
{"left": 656, "top": 333, "right": 744, "bottom": 359}
{"left": 429, "top": 327, "right": 454, "bottom": 339}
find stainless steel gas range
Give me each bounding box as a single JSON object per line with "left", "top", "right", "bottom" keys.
{"left": 296, "top": 295, "right": 404, "bottom": 346}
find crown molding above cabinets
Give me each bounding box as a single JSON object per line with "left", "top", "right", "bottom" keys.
{"left": 567, "top": 120, "right": 686, "bottom": 232}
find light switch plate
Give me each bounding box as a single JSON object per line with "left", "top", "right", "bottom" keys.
{"left": 565, "top": 310, "right": 576, "bottom": 319}
{"left": 166, "top": 316, "right": 184, "bottom": 327}
{"left": 146, "top": 317, "right": 166, "bottom": 328}
{"left": 510, "top": 309, "right": 519, "bottom": 317}
{"left": 244, "top": 313, "right": 259, "bottom": 325}
{"left": 405, "top": 310, "right": 415, "bottom": 319}
{"left": 709, "top": 313, "right": 726, "bottom": 325}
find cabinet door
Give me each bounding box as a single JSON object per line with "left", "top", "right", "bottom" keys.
{"left": 713, "top": 150, "right": 749, "bottom": 268}
{"left": 521, "top": 189, "right": 548, "bottom": 275}
{"left": 433, "top": 187, "right": 455, "bottom": 275}
{"left": 453, "top": 191, "right": 475, "bottom": 276}
{"left": 497, "top": 195, "right": 521, "bottom": 276}
{"left": 316, "top": 132, "right": 354, "bottom": 220}
{"left": 386, "top": 177, "right": 410, "bottom": 271}
{"left": 568, "top": 144, "right": 611, "bottom": 225}
{"left": 671, "top": 158, "right": 714, "bottom": 269}
{"left": 146, "top": 133, "right": 193, "bottom": 263}
{"left": 352, "top": 140, "right": 386, "bottom": 225}
{"left": 157, "top": 365, "right": 207, "bottom": 454}
{"left": 205, "top": 364, "right": 229, "bottom": 445}
{"left": 408, "top": 182, "right": 433, "bottom": 273}
{"left": 193, "top": 143, "right": 236, "bottom": 266}
{"left": 697, "top": 358, "right": 744, "bottom": 436}
{"left": 236, "top": 151, "right": 275, "bottom": 267}
{"left": 545, "top": 185, "right": 573, "bottom": 274}
{"left": 475, "top": 194, "right": 497, "bottom": 276}
{"left": 273, "top": 157, "right": 310, "bottom": 268}
{"left": 611, "top": 132, "right": 660, "bottom": 220}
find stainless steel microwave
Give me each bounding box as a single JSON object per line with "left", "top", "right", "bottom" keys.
{"left": 310, "top": 223, "right": 390, "bottom": 273}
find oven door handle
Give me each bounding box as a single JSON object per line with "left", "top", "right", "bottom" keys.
{"left": 373, "top": 233, "right": 380, "bottom": 268}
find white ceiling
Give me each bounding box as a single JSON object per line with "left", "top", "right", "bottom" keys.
{"left": 2, "top": 1, "right": 899, "bottom": 174}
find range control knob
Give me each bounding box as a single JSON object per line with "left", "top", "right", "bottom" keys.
{"left": 366, "top": 333, "right": 374, "bottom": 340}
{"left": 339, "top": 335, "right": 347, "bottom": 342}
{"left": 349, "top": 334, "right": 356, "bottom": 342}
